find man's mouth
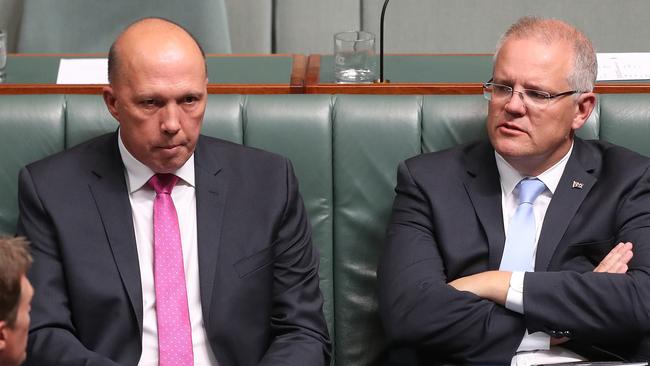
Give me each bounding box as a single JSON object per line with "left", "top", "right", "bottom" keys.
{"left": 157, "top": 144, "right": 183, "bottom": 153}
{"left": 497, "top": 122, "right": 526, "bottom": 134}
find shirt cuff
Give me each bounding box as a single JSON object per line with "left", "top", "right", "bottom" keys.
{"left": 505, "top": 271, "right": 525, "bottom": 314}
{"left": 517, "top": 330, "right": 551, "bottom": 352}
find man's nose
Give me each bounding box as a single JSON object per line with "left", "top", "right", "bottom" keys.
{"left": 160, "top": 104, "right": 181, "bottom": 134}
{"left": 504, "top": 90, "right": 527, "bottom": 115}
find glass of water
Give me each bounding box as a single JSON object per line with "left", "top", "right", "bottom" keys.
{"left": 0, "top": 29, "right": 6, "bottom": 81}
{"left": 334, "top": 31, "right": 377, "bottom": 83}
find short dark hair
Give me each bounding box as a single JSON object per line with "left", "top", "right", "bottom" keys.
{"left": 107, "top": 17, "right": 207, "bottom": 84}
{"left": 0, "top": 236, "right": 32, "bottom": 326}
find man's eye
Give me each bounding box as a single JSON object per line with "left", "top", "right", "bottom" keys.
{"left": 494, "top": 85, "right": 511, "bottom": 94}
{"left": 140, "top": 99, "right": 157, "bottom": 107}
{"left": 182, "top": 96, "right": 198, "bottom": 104}
{"left": 525, "top": 90, "right": 550, "bottom": 100}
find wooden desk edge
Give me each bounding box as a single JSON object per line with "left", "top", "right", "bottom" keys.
{"left": 306, "top": 82, "right": 484, "bottom": 95}
{"left": 305, "top": 82, "right": 650, "bottom": 95}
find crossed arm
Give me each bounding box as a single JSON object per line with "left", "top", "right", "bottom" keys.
{"left": 449, "top": 242, "right": 634, "bottom": 346}
{"left": 449, "top": 241, "right": 635, "bottom": 305}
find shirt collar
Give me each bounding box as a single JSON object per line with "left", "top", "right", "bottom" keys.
{"left": 117, "top": 130, "right": 196, "bottom": 193}
{"left": 495, "top": 141, "right": 574, "bottom": 196}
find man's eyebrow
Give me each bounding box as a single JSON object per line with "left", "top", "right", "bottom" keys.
{"left": 132, "top": 92, "right": 161, "bottom": 100}
{"left": 491, "top": 75, "right": 512, "bottom": 84}
{"left": 521, "top": 81, "right": 552, "bottom": 91}
{"left": 492, "top": 77, "right": 552, "bottom": 91}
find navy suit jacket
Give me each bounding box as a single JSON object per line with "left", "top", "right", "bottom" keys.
{"left": 379, "top": 138, "right": 650, "bottom": 364}
{"left": 18, "top": 132, "right": 331, "bottom": 365}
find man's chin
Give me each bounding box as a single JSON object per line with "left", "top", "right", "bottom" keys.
{"left": 492, "top": 138, "right": 529, "bottom": 158}
{"left": 146, "top": 148, "right": 194, "bottom": 173}
{"left": 146, "top": 157, "right": 188, "bottom": 174}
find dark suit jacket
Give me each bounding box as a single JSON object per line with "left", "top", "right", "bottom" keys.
{"left": 378, "top": 138, "right": 650, "bottom": 364}
{"left": 17, "top": 132, "right": 331, "bottom": 366}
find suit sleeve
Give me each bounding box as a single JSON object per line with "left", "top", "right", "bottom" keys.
{"left": 378, "top": 161, "right": 524, "bottom": 363}
{"left": 523, "top": 166, "right": 650, "bottom": 343}
{"left": 258, "top": 159, "right": 332, "bottom": 366}
{"left": 17, "top": 167, "right": 120, "bottom": 366}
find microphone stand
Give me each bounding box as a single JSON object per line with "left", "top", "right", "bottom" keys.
{"left": 377, "top": 0, "right": 391, "bottom": 83}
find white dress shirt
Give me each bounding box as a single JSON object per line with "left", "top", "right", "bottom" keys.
{"left": 495, "top": 143, "right": 585, "bottom": 366}
{"left": 118, "top": 134, "right": 218, "bottom": 366}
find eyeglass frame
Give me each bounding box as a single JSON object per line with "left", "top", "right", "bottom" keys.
{"left": 483, "top": 79, "right": 583, "bottom": 109}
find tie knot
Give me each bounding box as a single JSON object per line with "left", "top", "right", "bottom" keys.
{"left": 148, "top": 173, "right": 179, "bottom": 194}
{"left": 517, "top": 178, "right": 546, "bottom": 204}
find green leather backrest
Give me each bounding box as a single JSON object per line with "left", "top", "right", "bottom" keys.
{"left": 0, "top": 95, "right": 65, "bottom": 234}
{"left": 17, "top": 0, "right": 231, "bottom": 53}
{"left": 66, "top": 95, "right": 117, "bottom": 147}
{"left": 1, "top": 93, "right": 649, "bottom": 366}
{"left": 422, "top": 95, "right": 488, "bottom": 152}
{"left": 332, "top": 95, "right": 421, "bottom": 365}
{"left": 599, "top": 94, "right": 650, "bottom": 156}
{"left": 201, "top": 94, "right": 245, "bottom": 144}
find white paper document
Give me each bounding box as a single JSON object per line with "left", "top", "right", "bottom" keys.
{"left": 56, "top": 58, "right": 109, "bottom": 84}
{"left": 597, "top": 53, "right": 650, "bottom": 81}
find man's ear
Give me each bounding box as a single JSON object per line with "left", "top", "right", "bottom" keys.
{"left": 102, "top": 86, "right": 120, "bottom": 122}
{"left": 572, "top": 92, "right": 596, "bottom": 130}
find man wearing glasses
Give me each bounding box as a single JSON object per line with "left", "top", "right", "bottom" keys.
{"left": 379, "top": 16, "right": 650, "bottom": 364}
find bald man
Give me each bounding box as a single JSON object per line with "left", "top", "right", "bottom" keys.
{"left": 18, "top": 18, "right": 330, "bottom": 366}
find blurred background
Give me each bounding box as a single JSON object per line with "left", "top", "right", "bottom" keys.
{"left": 1, "top": 0, "right": 649, "bottom": 55}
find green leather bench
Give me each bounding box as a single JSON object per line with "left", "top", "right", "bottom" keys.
{"left": 1, "top": 94, "right": 649, "bottom": 366}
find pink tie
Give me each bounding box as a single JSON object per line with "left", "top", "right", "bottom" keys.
{"left": 148, "top": 174, "right": 194, "bottom": 366}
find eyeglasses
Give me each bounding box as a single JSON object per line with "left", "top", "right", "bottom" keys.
{"left": 483, "top": 80, "right": 582, "bottom": 109}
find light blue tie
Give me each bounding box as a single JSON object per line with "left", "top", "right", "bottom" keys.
{"left": 499, "top": 178, "right": 547, "bottom": 272}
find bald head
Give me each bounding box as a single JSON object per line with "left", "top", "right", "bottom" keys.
{"left": 108, "top": 17, "right": 207, "bottom": 85}
{"left": 102, "top": 16, "right": 208, "bottom": 173}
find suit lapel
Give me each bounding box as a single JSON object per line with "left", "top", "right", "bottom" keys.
{"left": 194, "top": 138, "right": 227, "bottom": 323}
{"left": 87, "top": 133, "right": 143, "bottom": 332}
{"left": 535, "top": 139, "right": 598, "bottom": 271}
{"left": 463, "top": 142, "right": 506, "bottom": 270}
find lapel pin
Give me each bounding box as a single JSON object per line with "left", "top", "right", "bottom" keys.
{"left": 571, "top": 180, "right": 584, "bottom": 189}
